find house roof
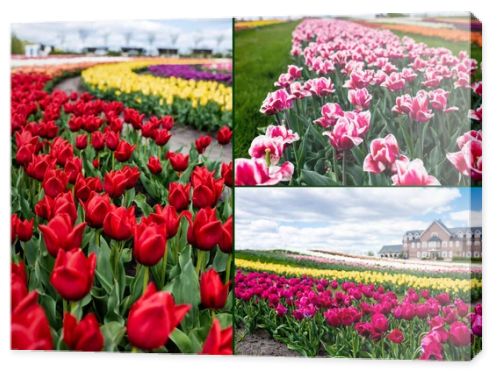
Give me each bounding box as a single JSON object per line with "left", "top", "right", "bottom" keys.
{"left": 379, "top": 245, "right": 402, "bottom": 254}
{"left": 404, "top": 220, "right": 481, "bottom": 237}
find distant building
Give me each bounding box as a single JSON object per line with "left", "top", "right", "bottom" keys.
{"left": 25, "top": 43, "right": 52, "bottom": 57}
{"left": 379, "top": 245, "right": 403, "bottom": 258}
{"left": 191, "top": 48, "right": 213, "bottom": 56}
{"left": 157, "top": 48, "right": 178, "bottom": 56}
{"left": 120, "top": 47, "right": 146, "bottom": 56}
{"left": 380, "top": 220, "right": 482, "bottom": 261}
{"left": 82, "top": 47, "right": 109, "bottom": 55}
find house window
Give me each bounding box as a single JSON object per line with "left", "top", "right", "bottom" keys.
{"left": 456, "top": 241, "right": 460, "bottom": 247}
{"left": 441, "top": 251, "right": 447, "bottom": 258}
{"left": 429, "top": 241, "right": 436, "bottom": 248}
{"left": 417, "top": 252, "right": 421, "bottom": 258}
{"left": 474, "top": 251, "right": 480, "bottom": 258}
{"left": 474, "top": 240, "right": 480, "bottom": 246}
{"left": 422, "top": 241, "right": 427, "bottom": 248}
{"left": 417, "top": 243, "right": 421, "bottom": 248}
{"left": 443, "top": 241, "right": 447, "bottom": 247}
{"left": 411, "top": 243, "right": 415, "bottom": 248}
{"left": 466, "top": 251, "right": 471, "bottom": 257}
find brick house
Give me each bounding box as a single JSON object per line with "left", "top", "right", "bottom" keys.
{"left": 401, "top": 220, "right": 482, "bottom": 261}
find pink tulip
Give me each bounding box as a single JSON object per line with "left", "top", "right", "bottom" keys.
{"left": 348, "top": 88, "right": 372, "bottom": 111}
{"left": 428, "top": 89, "right": 458, "bottom": 112}
{"left": 304, "top": 77, "right": 334, "bottom": 97}
{"left": 391, "top": 159, "right": 440, "bottom": 186}
{"left": 363, "top": 134, "right": 408, "bottom": 174}
{"left": 422, "top": 70, "right": 443, "bottom": 88}
{"left": 420, "top": 331, "right": 444, "bottom": 360}
{"left": 344, "top": 69, "right": 373, "bottom": 89}
{"left": 265, "top": 125, "right": 300, "bottom": 145}
{"left": 235, "top": 158, "right": 294, "bottom": 186}
{"left": 274, "top": 73, "right": 292, "bottom": 88}
{"left": 469, "top": 105, "right": 482, "bottom": 122}
{"left": 314, "top": 103, "right": 345, "bottom": 128}
{"left": 381, "top": 72, "right": 406, "bottom": 92}
{"left": 393, "top": 91, "right": 434, "bottom": 123}
{"left": 457, "top": 130, "right": 482, "bottom": 149}
{"left": 248, "top": 136, "right": 284, "bottom": 165}
{"left": 447, "top": 140, "right": 482, "bottom": 181}
{"left": 401, "top": 68, "right": 417, "bottom": 83}
{"left": 260, "top": 89, "right": 294, "bottom": 115}
{"left": 289, "top": 82, "right": 310, "bottom": 99}
{"left": 287, "top": 65, "right": 303, "bottom": 79}
{"left": 323, "top": 111, "right": 371, "bottom": 151}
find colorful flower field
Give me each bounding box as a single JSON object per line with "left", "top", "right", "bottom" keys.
{"left": 235, "top": 267, "right": 482, "bottom": 359}
{"left": 81, "top": 59, "right": 232, "bottom": 131}
{"left": 235, "top": 19, "right": 482, "bottom": 186}
{"left": 235, "top": 19, "right": 287, "bottom": 31}
{"left": 10, "top": 59, "right": 233, "bottom": 353}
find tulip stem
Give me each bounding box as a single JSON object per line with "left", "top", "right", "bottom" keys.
{"left": 143, "top": 266, "right": 149, "bottom": 293}
{"left": 195, "top": 251, "right": 207, "bottom": 275}
{"left": 160, "top": 241, "right": 169, "bottom": 288}
{"left": 225, "top": 253, "right": 232, "bottom": 284}
{"left": 342, "top": 153, "right": 347, "bottom": 185}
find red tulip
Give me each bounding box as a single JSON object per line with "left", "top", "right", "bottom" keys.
{"left": 133, "top": 220, "right": 167, "bottom": 266}
{"left": 104, "top": 169, "right": 129, "bottom": 198}
{"left": 200, "top": 269, "right": 229, "bottom": 310}
{"left": 187, "top": 207, "right": 223, "bottom": 250}
{"left": 191, "top": 166, "right": 224, "bottom": 209}
{"left": 200, "top": 319, "right": 232, "bottom": 355}
{"left": 16, "top": 142, "right": 36, "bottom": 166}
{"left": 83, "top": 192, "right": 112, "bottom": 228}
{"left": 150, "top": 205, "right": 180, "bottom": 238}
{"left": 50, "top": 248, "right": 96, "bottom": 301}
{"left": 123, "top": 108, "right": 144, "bottom": 129}
{"left": 11, "top": 214, "right": 19, "bottom": 243}
{"left": 50, "top": 137, "right": 74, "bottom": 166}
{"left": 26, "top": 154, "right": 55, "bottom": 181}
{"left": 42, "top": 168, "right": 69, "bottom": 198}
{"left": 11, "top": 261, "right": 28, "bottom": 311}
{"left": 114, "top": 140, "right": 135, "bottom": 162}
{"left": 154, "top": 128, "right": 171, "bottom": 146}
{"left": 122, "top": 165, "right": 141, "bottom": 189}
{"left": 216, "top": 126, "right": 232, "bottom": 145}
{"left": 127, "top": 282, "right": 191, "bottom": 350}
{"left": 104, "top": 129, "right": 120, "bottom": 150}
{"left": 219, "top": 216, "right": 233, "bottom": 254}
{"left": 387, "top": 328, "right": 404, "bottom": 344}
{"left": 63, "top": 312, "right": 104, "bottom": 351}
{"left": 11, "top": 292, "right": 53, "bottom": 350}
{"left": 74, "top": 175, "right": 103, "bottom": 202}
{"left": 168, "top": 182, "right": 191, "bottom": 212}
{"left": 103, "top": 206, "right": 135, "bottom": 241}
{"left": 75, "top": 134, "right": 88, "bottom": 149}
{"left": 91, "top": 131, "right": 105, "bottom": 151}
{"left": 51, "top": 191, "right": 78, "bottom": 223}
{"left": 195, "top": 135, "right": 212, "bottom": 154}
{"left": 35, "top": 195, "right": 53, "bottom": 220}
{"left": 147, "top": 156, "right": 162, "bottom": 175}
{"left": 64, "top": 156, "right": 83, "bottom": 184}
{"left": 39, "top": 213, "right": 86, "bottom": 257}
{"left": 15, "top": 217, "right": 34, "bottom": 242}
{"left": 168, "top": 152, "right": 189, "bottom": 172}
{"left": 221, "top": 162, "right": 233, "bottom": 187}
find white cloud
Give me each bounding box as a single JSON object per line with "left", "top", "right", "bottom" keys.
{"left": 235, "top": 187, "right": 464, "bottom": 253}
{"left": 448, "top": 210, "right": 482, "bottom": 227}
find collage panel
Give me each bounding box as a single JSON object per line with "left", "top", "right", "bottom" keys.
{"left": 234, "top": 14, "right": 482, "bottom": 187}
{"left": 234, "top": 187, "right": 482, "bottom": 359}
{"left": 10, "top": 19, "right": 234, "bottom": 354}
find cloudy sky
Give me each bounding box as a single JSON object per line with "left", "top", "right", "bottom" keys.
{"left": 11, "top": 19, "right": 232, "bottom": 52}
{"left": 235, "top": 188, "right": 481, "bottom": 254}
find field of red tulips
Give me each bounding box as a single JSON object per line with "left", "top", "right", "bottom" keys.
{"left": 235, "top": 270, "right": 481, "bottom": 359}
{"left": 11, "top": 68, "right": 233, "bottom": 353}
{"left": 235, "top": 19, "right": 482, "bottom": 186}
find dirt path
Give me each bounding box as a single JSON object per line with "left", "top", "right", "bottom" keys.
{"left": 235, "top": 329, "right": 300, "bottom": 357}
{"left": 53, "top": 77, "right": 232, "bottom": 162}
